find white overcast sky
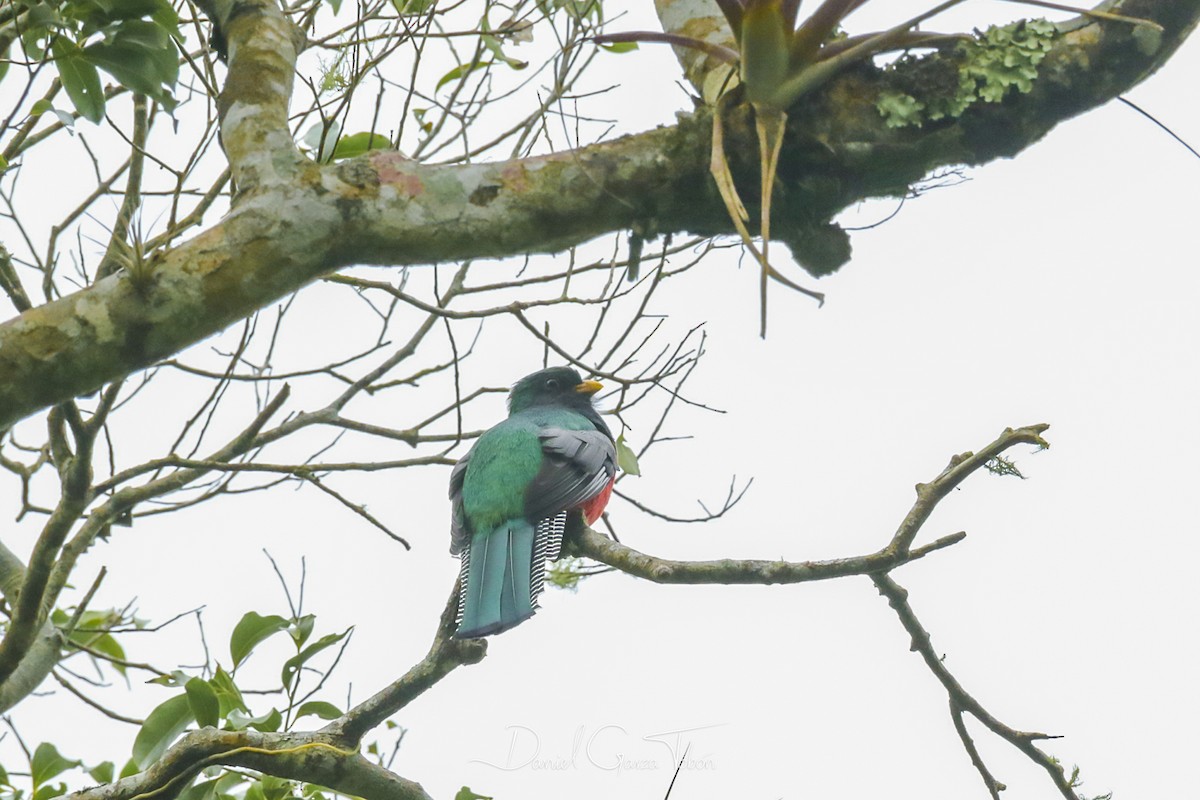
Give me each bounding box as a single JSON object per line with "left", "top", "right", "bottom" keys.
{"left": 3, "top": 2, "right": 1198, "bottom": 799}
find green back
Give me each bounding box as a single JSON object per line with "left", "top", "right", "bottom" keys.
{"left": 461, "top": 406, "right": 593, "bottom": 532}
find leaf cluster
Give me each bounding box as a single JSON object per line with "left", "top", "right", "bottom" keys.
{"left": 7, "top": 0, "right": 181, "bottom": 123}
{"left": 0, "top": 605, "right": 357, "bottom": 800}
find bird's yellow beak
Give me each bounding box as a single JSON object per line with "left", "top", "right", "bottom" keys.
{"left": 575, "top": 380, "right": 603, "bottom": 396}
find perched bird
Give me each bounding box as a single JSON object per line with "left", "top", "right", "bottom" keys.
{"left": 449, "top": 367, "right": 617, "bottom": 638}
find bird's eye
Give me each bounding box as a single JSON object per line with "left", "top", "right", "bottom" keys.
{"left": 544, "top": 379, "right": 559, "bottom": 390}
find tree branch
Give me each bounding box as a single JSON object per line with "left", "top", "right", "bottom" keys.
{"left": 63, "top": 590, "right": 482, "bottom": 800}
{"left": 64, "top": 729, "right": 433, "bottom": 800}
{"left": 0, "top": 541, "right": 63, "bottom": 713}
{"left": 873, "top": 572, "right": 1079, "bottom": 799}
{"left": 0, "top": 0, "right": 1194, "bottom": 428}
{"left": 324, "top": 585, "right": 486, "bottom": 744}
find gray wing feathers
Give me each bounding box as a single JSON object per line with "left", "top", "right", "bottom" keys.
{"left": 448, "top": 453, "right": 471, "bottom": 555}
{"left": 523, "top": 427, "right": 616, "bottom": 523}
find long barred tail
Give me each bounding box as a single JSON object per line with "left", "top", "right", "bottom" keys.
{"left": 454, "top": 512, "right": 568, "bottom": 637}
{"left": 455, "top": 544, "right": 471, "bottom": 627}
{"left": 530, "top": 511, "right": 567, "bottom": 609}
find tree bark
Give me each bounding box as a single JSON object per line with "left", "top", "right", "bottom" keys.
{"left": 0, "top": 0, "right": 1194, "bottom": 430}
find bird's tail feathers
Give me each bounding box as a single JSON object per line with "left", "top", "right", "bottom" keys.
{"left": 529, "top": 511, "right": 567, "bottom": 608}
{"left": 455, "top": 518, "right": 536, "bottom": 638}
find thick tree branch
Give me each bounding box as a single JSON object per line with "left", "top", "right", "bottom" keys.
{"left": 0, "top": 405, "right": 95, "bottom": 687}
{"left": 65, "top": 729, "right": 432, "bottom": 800}
{"left": 0, "top": 541, "right": 62, "bottom": 713}
{"left": 0, "top": 1, "right": 1194, "bottom": 430}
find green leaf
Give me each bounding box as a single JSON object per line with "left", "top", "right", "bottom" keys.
{"left": 84, "top": 20, "right": 179, "bottom": 107}
{"left": 280, "top": 629, "right": 351, "bottom": 688}
{"left": 31, "top": 744, "right": 81, "bottom": 790}
{"left": 436, "top": 60, "right": 492, "bottom": 91}
{"left": 480, "top": 34, "right": 527, "bottom": 70}
{"left": 295, "top": 701, "right": 342, "bottom": 721}
{"left": 147, "top": 669, "right": 190, "bottom": 687}
{"left": 131, "top": 694, "right": 193, "bottom": 769}
{"left": 66, "top": 0, "right": 176, "bottom": 33}
{"left": 454, "top": 788, "right": 493, "bottom": 800}
{"left": 178, "top": 771, "right": 246, "bottom": 800}
{"left": 87, "top": 761, "right": 115, "bottom": 784}
{"left": 229, "top": 612, "right": 289, "bottom": 668}
{"left": 615, "top": 434, "right": 641, "bottom": 476}
{"left": 392, "top": 0, "right": 434, "bottom": 12}
{"left": 599, "top": 41, "right": 638, "bottom": 53}
{"left": 176, "top": 777, "right": 218, "bottom": 800}
{"left": 290, "top": 614, "right": 316, "bottom": 647}
{"left": 0, "top": 763, "right": 9, "bottom": 787}
{"left": 300, "top": 121, "right": 340, "bottom": 162}
{"left": 51, "top": 38, "right": 105, "bottom": 123}
{"left": 33, "top": 782, "right": 67, "bottom": 800}
{"left": 226, "top": 708, "right": 282, "bottom": 733}
{"left": 258, "top": 775, "right": 290, "bottom": 800}
{"left": 185, "top": 677, "right": 220, "bottom": 728}
{"left": 119, "top": 759, "right": 139, "bottom": 779}
{"left": 209, "top": 666, "right": 249, "bottom": 716}
{"left": 330, "top": 132, "right": 391, "bottom": 160}
{"left": 78, "top": 632, "right": 128, "bottom": 675}
{"left": 30, "top": 99, "right": 53, "bottom": 116}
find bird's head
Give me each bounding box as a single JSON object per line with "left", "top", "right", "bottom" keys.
{"left": 508, "top": 366, "right": 603, "bottom": 414}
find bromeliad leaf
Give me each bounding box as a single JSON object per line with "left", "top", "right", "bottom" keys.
{"left": 230, "top": 611, "right": 290, "bottom": 668}
{"left": 131, "top": 694, "right": 193, "bottom": 769}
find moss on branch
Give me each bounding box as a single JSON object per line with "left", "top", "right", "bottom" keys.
{"left": 0, "top": 0, "right": 1195, "bottom": 430}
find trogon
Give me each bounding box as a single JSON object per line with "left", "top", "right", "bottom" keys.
{"left": 449, "top": 367, "right": 617, "bottom": 638}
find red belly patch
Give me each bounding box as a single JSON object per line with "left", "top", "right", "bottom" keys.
{"left": 578, "top": 477, "right": 615, "bottom": 524}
